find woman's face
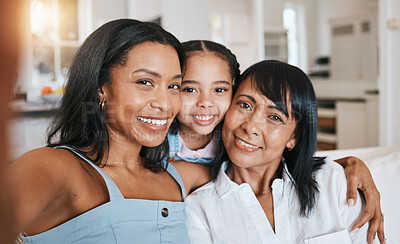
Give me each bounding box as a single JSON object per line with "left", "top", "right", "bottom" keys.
{"left": 177, "top": 52, "right": 232, "bottom": 136}
{"left": 222, "top": 77, "right": 297, "bottom": 168}
{"left": 100, "top": 42, "right": 182, "bottom": 147}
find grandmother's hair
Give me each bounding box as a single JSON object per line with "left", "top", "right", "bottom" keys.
{"left": 222, "top": 60, "right": 325, "bottom": 216}
{"left": 46, "top": 19, "right": 185, "bottom": 172}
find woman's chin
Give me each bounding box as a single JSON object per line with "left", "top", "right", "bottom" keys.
{"left": 140, "top": 139, "right": 165, "bottom": 148}
{"left": 192, "top": 126, "right": 216, "bottom": 136}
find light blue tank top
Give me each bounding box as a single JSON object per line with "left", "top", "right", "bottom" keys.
{"left": 22, "top": 145, "right": 190, "bottom": 244}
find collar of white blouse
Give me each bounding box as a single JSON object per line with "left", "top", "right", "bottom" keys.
{"left": 214, "top": 161, "right": 294, "bottom": 199}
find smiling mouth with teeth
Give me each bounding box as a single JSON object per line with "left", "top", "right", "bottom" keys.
{"left": 192, "top": 115, "right": 215, "bottom": 121}
{"left": 137, "top": 117, "right": 168, "bottom": 126}
{"left": 236, "top": 137, "right": 260, "bottom": 149}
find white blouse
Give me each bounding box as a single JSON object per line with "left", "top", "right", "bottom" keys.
{"left": 185, "top": 159, "right": 369, "bottom": 244}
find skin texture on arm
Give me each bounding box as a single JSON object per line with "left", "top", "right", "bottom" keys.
{"left": 335, "top": 156, "right": 385, "bottom": 244}
{"left": 3, "top": 148, "right": 82, "bottom": 237}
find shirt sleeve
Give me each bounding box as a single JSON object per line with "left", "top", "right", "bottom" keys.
{"left": 185, "top": 195, "right": 214, "bottom": 244}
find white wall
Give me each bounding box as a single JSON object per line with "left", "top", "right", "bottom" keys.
{"left": 91, "top": 0, "right": 128, "bottom": 29}
{"left": 127, "top": 0, "right": 161, "bottom": 21}
{"left": 127, "top": 0, "right": 262, "bottom": 71}
{"left": 379, "top": 0, "right": 400, "bottom": 146}
{"left": 210, "top": 0, "right": 262, "bottom": 70}
{"left": 315, "top": 0, "right": 377, "bottom": 56}
{"left": 264, "top": 0, "right": 284, "bottom": 30}
{"left": 161, "top": 0, "right": 211, "bottom": 42}
{"left": 128, "top": 0, "right": 211, "bottom": 42}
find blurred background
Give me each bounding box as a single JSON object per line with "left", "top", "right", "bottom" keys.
{"left": 8, "top": 0, "right": 400, "bottom": 159}
{"left": 4, "top": 1, "right": 400, "bottom": 241}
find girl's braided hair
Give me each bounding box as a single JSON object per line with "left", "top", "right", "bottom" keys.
{"left": 181, "top": 40, "right": 241, "bottom": 84}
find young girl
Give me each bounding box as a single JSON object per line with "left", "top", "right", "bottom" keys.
{"left": 168, "top": 40, "right": 240, "bottom": 165}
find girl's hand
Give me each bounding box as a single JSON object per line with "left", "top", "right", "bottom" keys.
{"left": 335, "top": 156, "right": 386, "bottom": 244}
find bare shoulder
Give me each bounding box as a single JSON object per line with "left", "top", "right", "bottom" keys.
{"left": 6, "top": 147, "right": 86, "bottom": 231}
{"left": 170, "top": 161, "right": 212, "bottom": 196}
{"left": 8, "top": 147, "right": 87, "bottom": 192}
{"left": 11, "top": 147, "right": 82, "bottom": 174}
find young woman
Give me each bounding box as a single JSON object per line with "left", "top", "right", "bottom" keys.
{"left": 7, "top": 19, "right": 208, "bottom": 243}
{"left": 185, "top": 60, "right": 385, "bottom": 244}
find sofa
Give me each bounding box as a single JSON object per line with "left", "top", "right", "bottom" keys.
{"left": 316, "top": 146, "right": 400, "bottom": 243}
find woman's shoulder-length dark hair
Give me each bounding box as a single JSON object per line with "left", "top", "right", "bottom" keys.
{"left": 231, "top": 60, "right": 325, "bottom": 216}
{"left": 47, "top": 19, "right": 185, "bottom": 172}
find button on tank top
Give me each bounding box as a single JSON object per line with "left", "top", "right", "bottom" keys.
{"left": 22, "top": 145, "right": 190, "bottom": 244}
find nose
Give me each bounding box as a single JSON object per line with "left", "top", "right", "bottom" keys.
{"left": 196, "top": 92, "right": 214, "bottom": 108}
{"left": 150, "top": 87, "right": 169, "bottom": 112}
{"left": 240, "top": 111, "right": 262, "bottom": 137}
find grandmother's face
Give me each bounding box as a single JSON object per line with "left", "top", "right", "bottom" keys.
{"left": 100, "top": 42, "right": 182, "bottom": 147}
{"left": 222, "top": 77, "right": 297, "bottom": 168}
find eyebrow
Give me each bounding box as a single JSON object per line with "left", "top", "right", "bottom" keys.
{"left": 237, "top": 94, "right": 256, "bottom": 103}
{"left": 267, "top": 105, "right": 289, "bottom": 118}
{"left": 133, "top": 69, "right": 182, "bottom": 80}
{"left": 181, "top": 80, "right": 231, "bottom": 86}
{"left": 181, "top": 80, "right": 199, "bottom": 85}
{"left": 133, "top": 69, "right": 161, "bottom": 77}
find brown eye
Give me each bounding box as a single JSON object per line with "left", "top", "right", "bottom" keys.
{"left": 214, "top": 88, "right": 228, "bottom": 93}
{"left": 168, "top": 84, "right": 180, "bottom": 90}
{"left": 136, "top": 80, "right": 153, "bottom": 86}
{"left": 269, "top": 115, "right": 283, "bottom": 122}
{"left": 182, "top": 87, "right": 197, "bottom": 93}
{"left": 238, "top": 101, "right": 252, "bottom": 111}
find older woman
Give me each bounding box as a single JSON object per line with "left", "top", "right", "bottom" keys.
{"left": 185, "top": 60, "right": 383, "bottom": 243}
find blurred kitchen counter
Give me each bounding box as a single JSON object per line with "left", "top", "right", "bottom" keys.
{"left": 9, "top": 99, "right": 58, "bottom": 118}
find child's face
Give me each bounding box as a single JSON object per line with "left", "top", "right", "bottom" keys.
{"left": 177, "top": 52, "right": 233, "bottom": 136}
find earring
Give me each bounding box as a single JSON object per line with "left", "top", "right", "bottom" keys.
{"left": 99, "top": 98, "right": 105, "bottom": 110}
{"left": 287, "top": 145, "right": 294, "bottom": 151}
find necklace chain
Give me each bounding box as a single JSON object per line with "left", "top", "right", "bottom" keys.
{"left": 106, "top": 160, "right": 140, "bottom": 165}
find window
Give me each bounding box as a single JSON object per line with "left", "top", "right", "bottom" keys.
{"left": 29, "top": 0, "right": 91, "bottom": 88}
{"left": 283, "top": 3, "right": 307, "bottom": 72}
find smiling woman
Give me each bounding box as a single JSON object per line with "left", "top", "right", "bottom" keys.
{"left": 185, "top": 60, "right": 370, "bottom": 243}
{"left": 4, "top": 19, "right": 206, "bottom": 244}
{"left": 99, "top": 42, "right": 182, "bottom": 148}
